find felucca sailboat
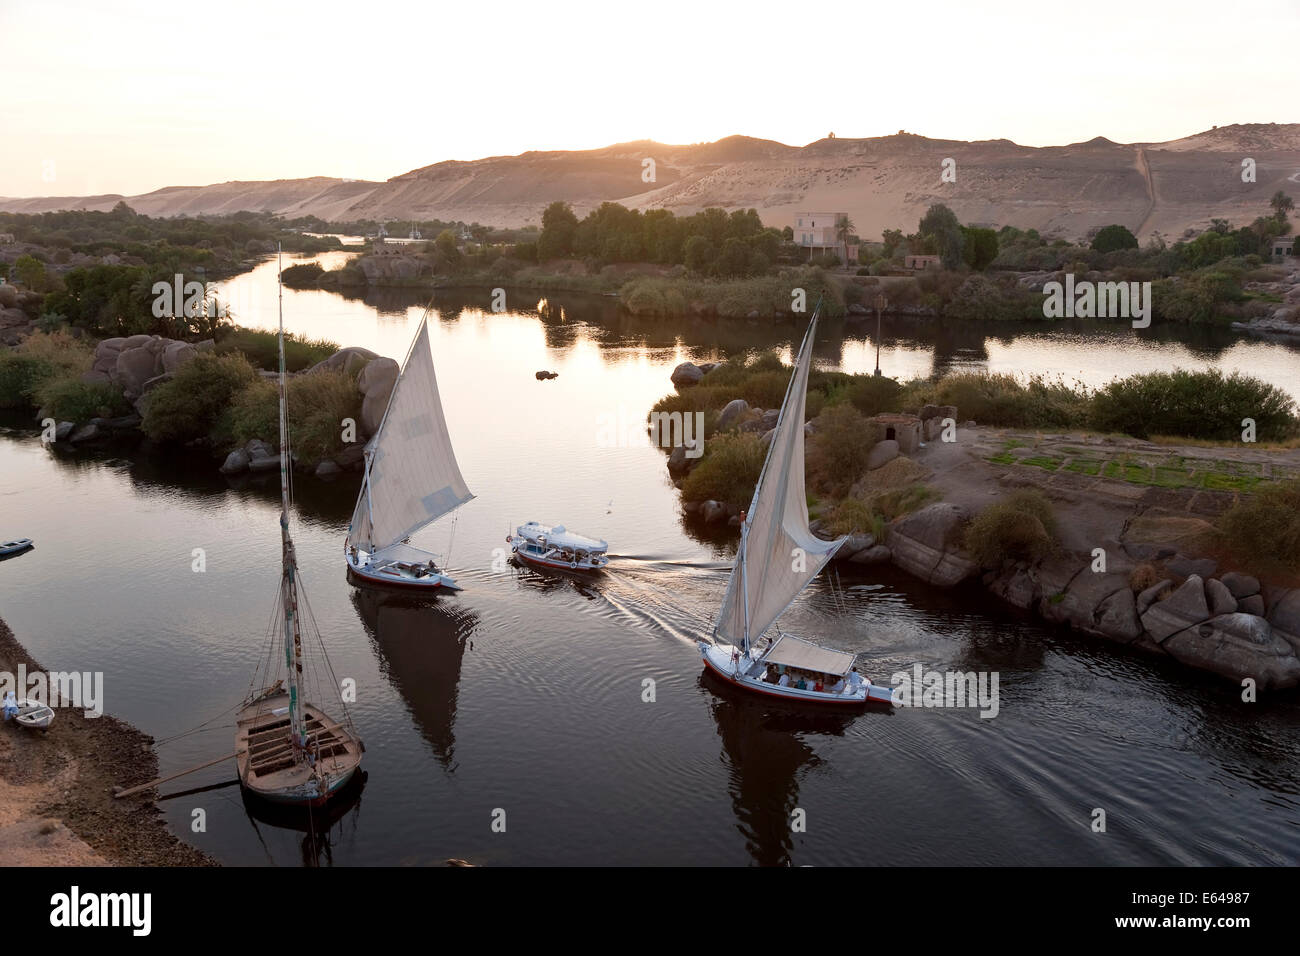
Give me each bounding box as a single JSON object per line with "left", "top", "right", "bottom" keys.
{"left": 698, "top": 305, "right": 895, "bottom": 706}
{"left": 345, "top": 311, "right": 473, "bottom": 592}
{"left": 235, "top": 251, "right": 364, "bottom": 805}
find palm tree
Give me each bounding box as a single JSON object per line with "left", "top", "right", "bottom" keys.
{"left": 835, "top": 214, "right": 856, "bottom": 271}
{"left": 1270, "top": 190, "right": 1295, "bottom": 221}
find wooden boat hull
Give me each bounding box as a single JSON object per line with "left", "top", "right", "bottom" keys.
{"left": 9, "top": 698, "right": 54, "bottom": 730}
{"left": 510, "top": 542, "right": 607, "bottom": 574}
{"left": 0, "top": 539, "right": 33, "bottom": 560}
{"left": 235, "top": 694, "right": 363, "bottom": 807}
{"left": 700, "top": 642, "right": 896, "bottom": 708}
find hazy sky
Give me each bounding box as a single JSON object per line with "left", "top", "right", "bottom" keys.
{"left": 2, "top": 0, "right": 1295, "bottom": 197}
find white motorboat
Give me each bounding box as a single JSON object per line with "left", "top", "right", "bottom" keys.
{"left": 509, "top": 522, "right": 609, "bottom": 572}
{"left": 697, "top": 304, "right": 894, "bottom": 708}
{"left": 345, "top": 312, "right": 473, "bottom": 593}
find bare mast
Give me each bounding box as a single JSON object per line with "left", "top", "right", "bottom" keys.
{"left": 276, "top": 245, "right": 306, "bottom": 747}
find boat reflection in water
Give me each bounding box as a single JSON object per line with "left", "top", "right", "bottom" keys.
{"left": 702, "top": 670, "right": 879, "bottom": 866}
{"left": 350, "top": 589, "right": 478, "bottom": 770}
{"left": 241, "top": 770, "right": 368, "bottom": 867}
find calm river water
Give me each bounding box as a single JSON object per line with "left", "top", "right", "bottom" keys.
{"left": 0, "top": 252, "right": 1297, "bottom": 865}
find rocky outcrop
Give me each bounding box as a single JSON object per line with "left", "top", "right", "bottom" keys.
{"left": 219, "top": 448, "right": 250, "bottom": 475}
{"left": 715, "top": 398, "right": 749, "bottom": 432}
{"left": 700, "top": 500, "right": 729, "bottom": 525}
{"left": 670, "top": 362, "right": 704, "bottom": 388}
{"left": 1268, "top": 590, "right": 1300, "bottom": 654}
{"left": 1141, "top": 575, "right": 1210, "bottom": 642}
{"left": 306, "top": 346, "right": 378, "bottom": 376}
{"left": 886, "top": 503, "right": 976, "bottom": 587}
{"left": 357, "top": 253, "right": 432, "bottom": 285}
{"left": 1220, "top": 572, "right": 1260, "bottom": 599}
{"left": 1205, "top": 577, "right": 1237, "bottom": 616}
{"left": 84, "top": 334, "right": 208, "bottom": 401}
{"left": 1163, "top": 613, "right": 1300, "bottom": 689}
{"left": 866, "top": 439, "right": 899, "bottom": 470}
{"left": 667, "top": 440, "right": 702, "bottom": 478}
{"left": 357, "top": 356, "right": 399, "bottom": 436}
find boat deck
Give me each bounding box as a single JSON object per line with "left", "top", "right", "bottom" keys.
{"left": 235, "top": 694, "right": 362, "bottom": 803}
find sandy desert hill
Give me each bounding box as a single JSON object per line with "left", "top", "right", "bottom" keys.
{"left": 2, "top": 124, "right": 1296, "bottom": 242}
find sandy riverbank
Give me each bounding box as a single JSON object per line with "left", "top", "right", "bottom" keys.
{"left": 0, "top": 619, "right": 215, "bottom": 866}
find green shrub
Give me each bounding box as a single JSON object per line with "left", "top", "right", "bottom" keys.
{"left": 1217, "top": 480, "right": 1300, "bottom": 576}
{"left": 279, "top": 262, "right": 325, "bottom": 288}
{"left": 214, "top": 378, "right": 278, "bottom": 450}
{"left": 681, "top": 432, "right": 766, "bottom": 507}
{"left": 215, "top": 366, "right": 367, "bottom": 462}
{"left": 847, "top": 375, "right": 903, "bottom": 416}
{"left": 1089, "top": 368, "right": 1297, "bottom": 441}
{"left": 927, "top": 372, "right": 1089, "bottom": 428}
{"left": 216, "top": 326, "right": 339, "bottom": 372}
{"left": 34, "top": 377, "right": 129, "bottom": 421}
{"left": 964, "top": 489, "right": 1057, "bottom": 568}
{"left": 807, "top": 404, "right": 874, "bottom": 498}
{"left": 141, "top": 352, "right": 258, "bottom": 442}
{"left": 36, "top": 311, "right": 67, "bottom": 333}
{"left": 0, "top": 354, "right": 56, "bottom": 408}
{"left": 825, "top": 498, "right": 877, "bottom": 536}
{"left": 0, "top": 331, "right": 92, "bottom": 408}
{"left": 284, "top": 369, "right": 362, "bottom": 461}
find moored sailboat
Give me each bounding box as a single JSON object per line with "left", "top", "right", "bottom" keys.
{"left": 235, "top": 250, "right": 363, "bottom": 806}
{"left": 698, "top": 305, "right": 895, "bottom": 707}
{"left": 345, "top": 311, "right": 473, "bottom": 592}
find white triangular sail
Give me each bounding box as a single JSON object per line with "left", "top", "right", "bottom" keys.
{"left": 348, "top": 317, "right": 472, "bottom": 553}
{"left": 714, "top": 308, "right": 844, "bottom": 652}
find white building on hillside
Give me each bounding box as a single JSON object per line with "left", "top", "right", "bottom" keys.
{"left": 793, "top": 212, "right": 858, "bottom": 263}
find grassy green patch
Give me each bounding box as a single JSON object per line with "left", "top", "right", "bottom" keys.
{"left": 1199, "top": 471, "right": 1261, "bottom": 492}
{"left": 1103, "top": 461, "right": 1153, "bottom": 484}
{"left": 1063, "top": 458, "right": 1102, "bottom": 476}
{"left": 1019, "top": 455, "right": 1062, "bottom": 470}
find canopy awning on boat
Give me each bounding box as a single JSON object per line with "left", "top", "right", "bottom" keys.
{"left": 516, "top": 522, "right": 607, "bottom": 553}
{"left": 764, "top": 635, "right": 856, "bottom": 676}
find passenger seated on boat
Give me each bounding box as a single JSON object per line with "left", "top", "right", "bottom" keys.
{"left": 795, "top": 677, "right": 807, "bottom": 690}
{"left": 778, "top": 674, "right": 790, "bottom": 687}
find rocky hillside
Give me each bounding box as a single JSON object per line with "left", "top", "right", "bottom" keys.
{"left": 3, "top": 124, "right": 1297, "bottom": 242}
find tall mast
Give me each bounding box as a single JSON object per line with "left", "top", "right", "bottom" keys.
{"left": 277, "top": 245, "right": 306, "bottom": 747}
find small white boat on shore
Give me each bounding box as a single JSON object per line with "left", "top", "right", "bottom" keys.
{"left": 509, "top": 522, "right": 609, "bottom": 572}
{"left": 3, "top": 692, "right": 54, "bottom": 730}
{"left": 0, "top": 538, "right": 33, "bottom": 559}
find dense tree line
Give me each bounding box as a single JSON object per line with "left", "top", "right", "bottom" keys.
{"left": 0, "top": 203, "right": 342, "bottom": 276}
{"left": 534, "top": 201, "right": 786, "bottom": 276}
